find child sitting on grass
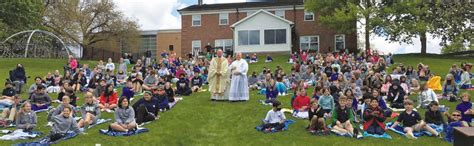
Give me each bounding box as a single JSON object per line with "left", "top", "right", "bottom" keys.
{"left": 265, "top": 55, "right": 273, "bottom": 63}
{"left": 16, "top": 102, "right": 37, "bottom": 132}
{"left": 318, "top": 88, "right": 335, "bottom": 115}
{"left": 363, "top": 98, "right": 386, "bottom": 135}
{"left": 424, "top": 101, "right": 445, "bottom": 126}
{"left": 49, "top": 106, "right": 80, "bottom": 141}
{"left": 191, "top": 71, "right": 203, "bottom": 92}
{"left": 176, "top": 74, "right": 192, "bottom": 96}
{"left": 293, "top": 88, "right": 310, "bottom": 112}
{"left": 262, "top": 100, "right": 286, "bottom": 132}
{"left": 99, "top": 84, "right": 118, "bottom": 112}
{"left": 250, "top": 53, "right": 258, "bottom": 64}
{"left": 390, "top": 99, "right": 439, "bottom": 139}
{"left": 30, "top": 85, "right": 52, "bottom": 111}
{"left": 121, "top": 80, "right": 135, "bottom": 102}
{"left": 110, "top": 97, "right": 136, "bottom": 132}
{"left": 308, "top": 99, "right": 328, "bottom": 134}
{"left": 331, "top": 96, "right": 356, "bottom": 137}
{"left": 47, "top": 96, "right": 74, "bottom": 125}
{"left": 78, "top": 92, "right": 101, "bottom": 129}
{"left": 456, "top": 93, "right": 473, "bottom": 125}
{"left": 265, "top": 80, "right": 277, "bottom": 104}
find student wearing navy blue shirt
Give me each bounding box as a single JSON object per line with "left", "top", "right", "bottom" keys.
{"left": 390, "top": 100, "right": 439, "bottom": 139}
{"left": 191, "top": 71, "right": 203, "bottom": 92}
{"left": 132, "top": 91, "right": 159, "bottom": 125}
{"left": 176, "top": 74, "right": 192, "bottom": 96}
{"left": 265, "top": 80, "right": 278, "bottom": 103}
{"left": 265, "top": 55, "right": 273, "bottom": 63}
{"left": 164, "top": 82, "right": 175, "bottom": 103}
{"left": 121, "top": 80, "right": 135, "bottom": 101}
{"left": 152, "top": 86, "right": 169, "bottom": 111}
{"left": 456, "top": 93, "right": 473, "bottom": 124}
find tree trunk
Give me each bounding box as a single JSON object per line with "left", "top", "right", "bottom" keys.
{"left": 420, "top": 32, "right": 427, "bottom": 55}
{"left": 365, "top": 14, "right": 370, "bottom": 55}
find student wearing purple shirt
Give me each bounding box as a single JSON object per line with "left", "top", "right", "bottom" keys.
{"left": 121, "top": 80, "right": 135, "bottom": 101}
{"left": 456, "top": 93, "right": 473, "bottom": 124}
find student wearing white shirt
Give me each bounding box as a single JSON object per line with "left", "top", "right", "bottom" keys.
{"left": 262, "top": 100, "right": 286, "bottom": 132}
{"left": 106, "top": 58, "right": 115, "bottom": 73}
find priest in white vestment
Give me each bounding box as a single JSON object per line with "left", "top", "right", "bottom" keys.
{"left": 208, "top": 49, "right": 229, "bottom": 100}
{"left": 229, "top": 53, "right": 249, "bottom": 101}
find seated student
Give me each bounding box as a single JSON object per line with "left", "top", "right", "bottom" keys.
{"left": 390, "top": 100, "right": 439, "bottom": 139}
{"left": 418, "top": 82, "right": 438, "bottom": 109}
{"left": 2, "top": 95, "right": 21, "bottom": 123}
{"left": 318, "top": 88, "right": 335, "bottom": 115}
{"left": 176, "top": 74, "right": 192, "bottom": 96}
{"left": 363, "top": 98, "right": 386, "bottom": 135}
{"left": 49, "top": 106, "right": 80, "bottom": 141}
{"left": 460, "top": 65, "right": 472, "bottom": 89}
{"left": 245, "top": 54, "right": 251, "bottom": 62}
{"left": 78, "top": 92, "right": 101, "bottom": 129}
{"left": 164, "top": 82, "right": 175, "bottom": 103}
{"left": 47, "top": 96, "right": 74, "bottom": 123}
{"left": 331, "top": 96, "right": 356, "bottom": 137}
{"left": 30, "top": 85, "right": 52, "bottom": 111}
{"left": 250, "top": 53, "right": 258, "bottom": 64}
{"left": 99, "top": 84, "right": 118, "bottom": 112}
{"left": 153, "top": 86, "right": 169, "bottom": 111}
{"left": 16, "top": 102, "right": 37, "bottom": 132}
{"left": 116, "top": 70, "right": 128, "bottom": 85}
{"left": 265, "top": 55, "right": 273, "bottom": 63}
{"left": 132, "top": 91, "right": 159, "bottom": 125}
{"left": 424, "top": 101, "right": 445, "bottom": 125}
{"left": 399, "top": 76, "right": 410, "bottom": 94}
{"left": 248, "top": 72, "right": 259, "bottom": 90}
{"left": 371, "top": 89, "right": 391, "bottom": 117}
{"left": 386, "top": 82, "right": 406, "bottom": 109}
{"left": 275, "top": 74, "right": 287, "bottom": 96}
{"left": 444, "top": 110, "right": 469, "bottom": 143}
{"left": 93, "top": 79, "right": 107, "bottom": 98}
{"left": 132, "top": 74, "right": 143, "bottom": 93}
{"left": 293, "top": 88, "right": 310, "bottom": 112}
{"left": 60, "top": 88, "right": 77, "bottom": 107}
{"left": 442, "top": 74, "right": 458, "bottom": 101}
{"left": 2, "top": 81, "right": 16, "bottom": 102}
{"left": 265, "top": 80, "right": 278, "bottom": 103}
{"left": 456, "top": 93, "right": 473, "bottom": 125}
{"left": 110, "top": 97, "right": 136, "bottom": 132}
{"left": 121, "top": 80, "right": 135, "bottom": 102}
{"left": 410, "top": 79, "right": 421, "bottom": 94}
{"left": 71, "top": 69, "right": 87, "bottom": 92}
{"left": 262, "top": 100, "right": 286, "bottom": 132}
{"left": 142, "top": 70, "right": 158, "bottom": 91}
{"left": 308, "top": 99, "right": 328, "bottom": 133}
{"left": 28, "top": 77, "right": 45, "bottom": 97}
{"left": 190, "top": 71, "right": 203, "bottom": 92}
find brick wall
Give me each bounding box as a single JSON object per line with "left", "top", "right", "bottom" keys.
{"left": 157, "top": 31, "right": 181, "bottom": 59}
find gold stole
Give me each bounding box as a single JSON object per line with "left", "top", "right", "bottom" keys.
{"left": 215, "top": 57, "right": 223, "bottom": 93}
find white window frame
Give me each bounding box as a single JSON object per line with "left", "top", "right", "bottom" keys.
{"left": 300, "top": 36, "right": 319, "bottom": 51}
{"left": 304, "top": 11, "right": 314, "bottom": 21}
{"left": 264, "top": 29, "right": 287, "bottom": 45}
{"left": 192, "top": 15, "right": 201, "bottom": 26}
{"left": 215, "top": 39, "right": 233, "bottom": 51}
{"left": 275, "top": 10, "right": 285, "bottom": 18}
{"left": 335, "top": 34, "right": 346, "bottom": 52}
{"left": 192, "top": 40, "right": 201, "bottom": 56}
{"left": 219, "top": 13, "right": 229, "bottom": 25}
{"left": 238, "top": 30, "right": 260, "bottom": 46}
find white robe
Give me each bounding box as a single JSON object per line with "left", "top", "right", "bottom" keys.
{"left": 229, "top": 59, "right": 249, "bottom": 101}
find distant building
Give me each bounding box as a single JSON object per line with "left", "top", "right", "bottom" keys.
{"left": 157, "top": 29, "right": 181, "bottom": 59}
{"left": 178, "top": 0, "right": 357, "bottom": 57}
{"left": 139, "top": 30, "right": 158, "bottom": 58}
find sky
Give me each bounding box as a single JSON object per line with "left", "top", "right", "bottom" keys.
{"left": 112, "top": 0, "right": 442, "bottom": 54}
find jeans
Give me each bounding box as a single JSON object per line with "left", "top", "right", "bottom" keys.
{"left": 135, "top": 104, "right": 156, "bottom": 125}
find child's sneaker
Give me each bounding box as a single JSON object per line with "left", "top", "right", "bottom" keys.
{"left": 406, "top": 134, "right": 418, "bottom": 140}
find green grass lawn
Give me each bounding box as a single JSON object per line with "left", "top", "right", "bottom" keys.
{"left": 0, "top": 54, "right": 473, "bottom": 146}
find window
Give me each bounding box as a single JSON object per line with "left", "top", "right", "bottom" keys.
{"left": 238, "top": 30, "right": 260, "bottom": 45}
{"left": 192, "top": 15, "right": 201, "bottom": 26}
{"left": 304, "top": 11, "right": 314, "bottom": 21}
{"left": 215, "top": 39, "right": 233, "bottom": 51}
{"left": 300, "top": 36, "right": 319, "bottom": 51}
{"left": 335, "top": 34, "right": 345, "bottom": 51}
{"left": 264, "top": 29, "right": 286, "bottom": 44}
{"left": 275, "top": 10, "right": 285, "bottom": 18}
{"left": 192, "top": 40, "right": 201, "bottom": 56}
{"left": 219, "top": 13, "right": 228, "bottom": 25}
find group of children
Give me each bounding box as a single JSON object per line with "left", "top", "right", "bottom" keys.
{"left": 258, "top": 49, "right": 473, "bottom": 142}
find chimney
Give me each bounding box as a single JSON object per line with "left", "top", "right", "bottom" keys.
{"left": 198, "top": 0, "right": 203, "bottom": 5}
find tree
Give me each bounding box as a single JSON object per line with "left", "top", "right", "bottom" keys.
{"left": 42, "top": 0, "right": 140, "bottom": 58}
{"left": 305, "top": 0, "right": 381, "bottom": 53}
{"left": 377, "top": 0, "right": 471, "bottom": 54}
{"left": 0, "top": 0, "right": 44, "bottom": 39}
{"left": 441, "top": 35, "right": 468, "bottom": 54}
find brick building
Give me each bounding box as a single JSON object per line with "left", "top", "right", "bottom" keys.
{"left": 178, "top": 0, "right": 357, "bottom": 57}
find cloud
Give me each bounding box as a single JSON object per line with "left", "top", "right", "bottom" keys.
{"left": 113, "top": 0, "right": 188, "bottom": 30}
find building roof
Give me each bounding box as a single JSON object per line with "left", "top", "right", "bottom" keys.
{"left": 157, "top": 29, "right": 181, "bottom": 33}
{"left": 140, "top": 30, "right": 159, "bottom": 36}
{"left": 231, "top": 9, "right": 294, "bottom": 28}
{"left": 178, "top": 0, "right": 304, "bottom": 12}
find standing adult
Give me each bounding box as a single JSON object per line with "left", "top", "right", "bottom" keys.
{"left": 11, "top": 64, "right": 27, "bottom": 94}
{"left": 229, "top": 53, "right": 249, "bottom": 101}
{"left": 208, "top": 49, "right": 229, "bottom": 100}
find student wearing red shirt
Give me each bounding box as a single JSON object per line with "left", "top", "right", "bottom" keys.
{"left": 293, "top": 88, "right": 311, "bottom": 111}
{"left": 99, "top": 84, "right": 118, "bottom": 112}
